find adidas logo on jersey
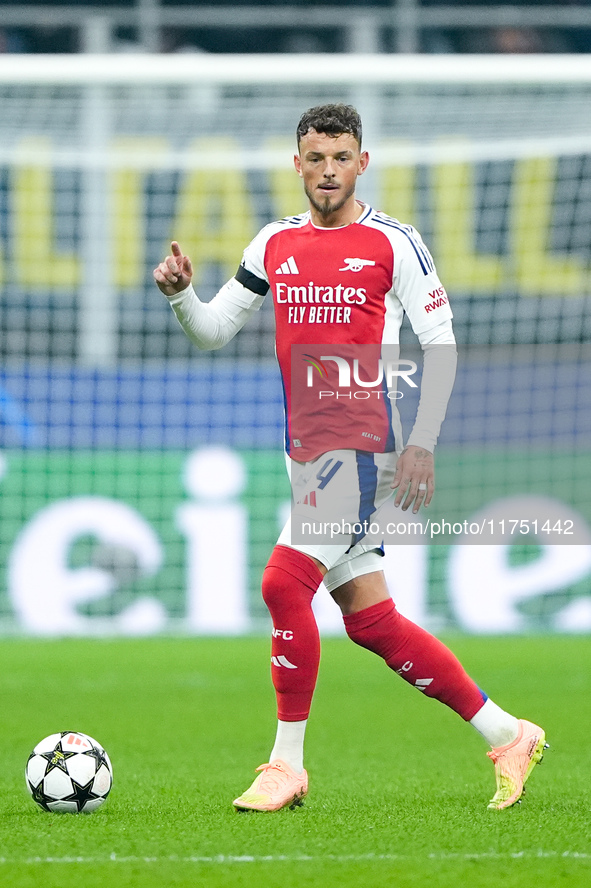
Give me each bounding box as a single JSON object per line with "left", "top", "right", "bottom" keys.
{"left": 414, "top": 678, "right": 434, "bottom": 691}
{"left": 275, "top": 256, "right": 299, "bottom": 275}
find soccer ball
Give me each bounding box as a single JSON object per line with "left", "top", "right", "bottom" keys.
{"left": 25, "top": 731, "right": 113, "bottom": 814}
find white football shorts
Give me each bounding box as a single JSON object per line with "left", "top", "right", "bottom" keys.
{"left": 277, "top": 448, "right": 399, "bottom": 585}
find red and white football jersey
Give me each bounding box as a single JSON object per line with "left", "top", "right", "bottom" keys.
{"left": 235, "top": 204, "right": 452, "bottom": 461}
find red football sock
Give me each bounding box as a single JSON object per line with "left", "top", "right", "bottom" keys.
{"left": 261, "top": 545, "right": 324, "bottom": 722}
{"left": 343, "top": 599, "right": 486, "bottom": 720}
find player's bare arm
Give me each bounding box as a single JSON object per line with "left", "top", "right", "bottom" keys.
{"left": 153, "top": 241, "right": 193, "bottom": 297}
{"left": 392, "top": 445, "right": 434, "bottom": 513}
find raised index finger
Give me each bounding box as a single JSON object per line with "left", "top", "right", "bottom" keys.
{"left": 171, "top": 241, "right": 183, "bottom": 259}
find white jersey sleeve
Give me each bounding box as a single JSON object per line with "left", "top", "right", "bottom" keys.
{"left": 372, "top": 217, "right": 456, "bottom": 451}
{"left": 164, "top": 223, "right": 280, "bottom": 350}
{"left": 239, "top": 223, "right": 274, "bottom": 283}
{"left": 406, "top": 341, "right": 457, "bottom": 452}
{"left": 388, "top": 221, "right": 453, "bottom": 336}
{"left": 166, "top": 276, "right": 265, "bottom": 350}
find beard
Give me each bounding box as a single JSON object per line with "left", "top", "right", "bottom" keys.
{"left": 304, "top": 182, "right": 356, "bottom": 218}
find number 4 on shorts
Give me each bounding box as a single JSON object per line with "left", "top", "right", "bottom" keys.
{"left": 315, "top": 459, "right": 343, "bottom": 490}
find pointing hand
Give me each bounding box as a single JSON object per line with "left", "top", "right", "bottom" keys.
{"left": 153, "top": 241, "right": 193, "bottom": 296}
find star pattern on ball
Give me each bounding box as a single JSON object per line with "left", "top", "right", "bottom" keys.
{"left": 39, "top": 744, "right": 77, "bottom": 776}
{"left": 63, "top": 778, "right": 102, "bottom": 812}
{"left": 82, "top": 745, "right": 109, "bottom": 771}
{"left": 28, "top": 780, "right": 51, "bottom": 812}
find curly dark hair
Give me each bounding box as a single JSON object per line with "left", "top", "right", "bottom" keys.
{"left": 296, "top": 104, "right": 362, "bottom": 148}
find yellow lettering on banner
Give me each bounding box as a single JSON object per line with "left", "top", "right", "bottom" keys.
{"left": 379, "top": 143, "right": 416, "bottom": 225}
{"left": 433, "top": 155, "right": 503, "bottom": 291}
{"left": 267, "top": 138, "right": 306, "bottom": 220}
{"left": 12, "top": 138, "right": 80, "bottom": 287}
{"left": 173, "top": 138, "right": 254, "bottom": 281}
{"left": 511, "top": 156, "right": 586, "bottom": 295}
{"left": 111, "top": 138, "right": 166, "bottom": 288}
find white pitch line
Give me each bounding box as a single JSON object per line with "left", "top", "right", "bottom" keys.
{"left": 0, "top": 851, "right": 588, "bottom": 865}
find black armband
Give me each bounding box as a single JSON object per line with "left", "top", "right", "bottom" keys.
{"left": 235, "top": 264, "right": 269, "bottom": 296}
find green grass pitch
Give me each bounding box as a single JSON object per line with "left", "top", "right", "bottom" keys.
{"left": 0, "top": 635, "right": 589, "bottom": 888}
